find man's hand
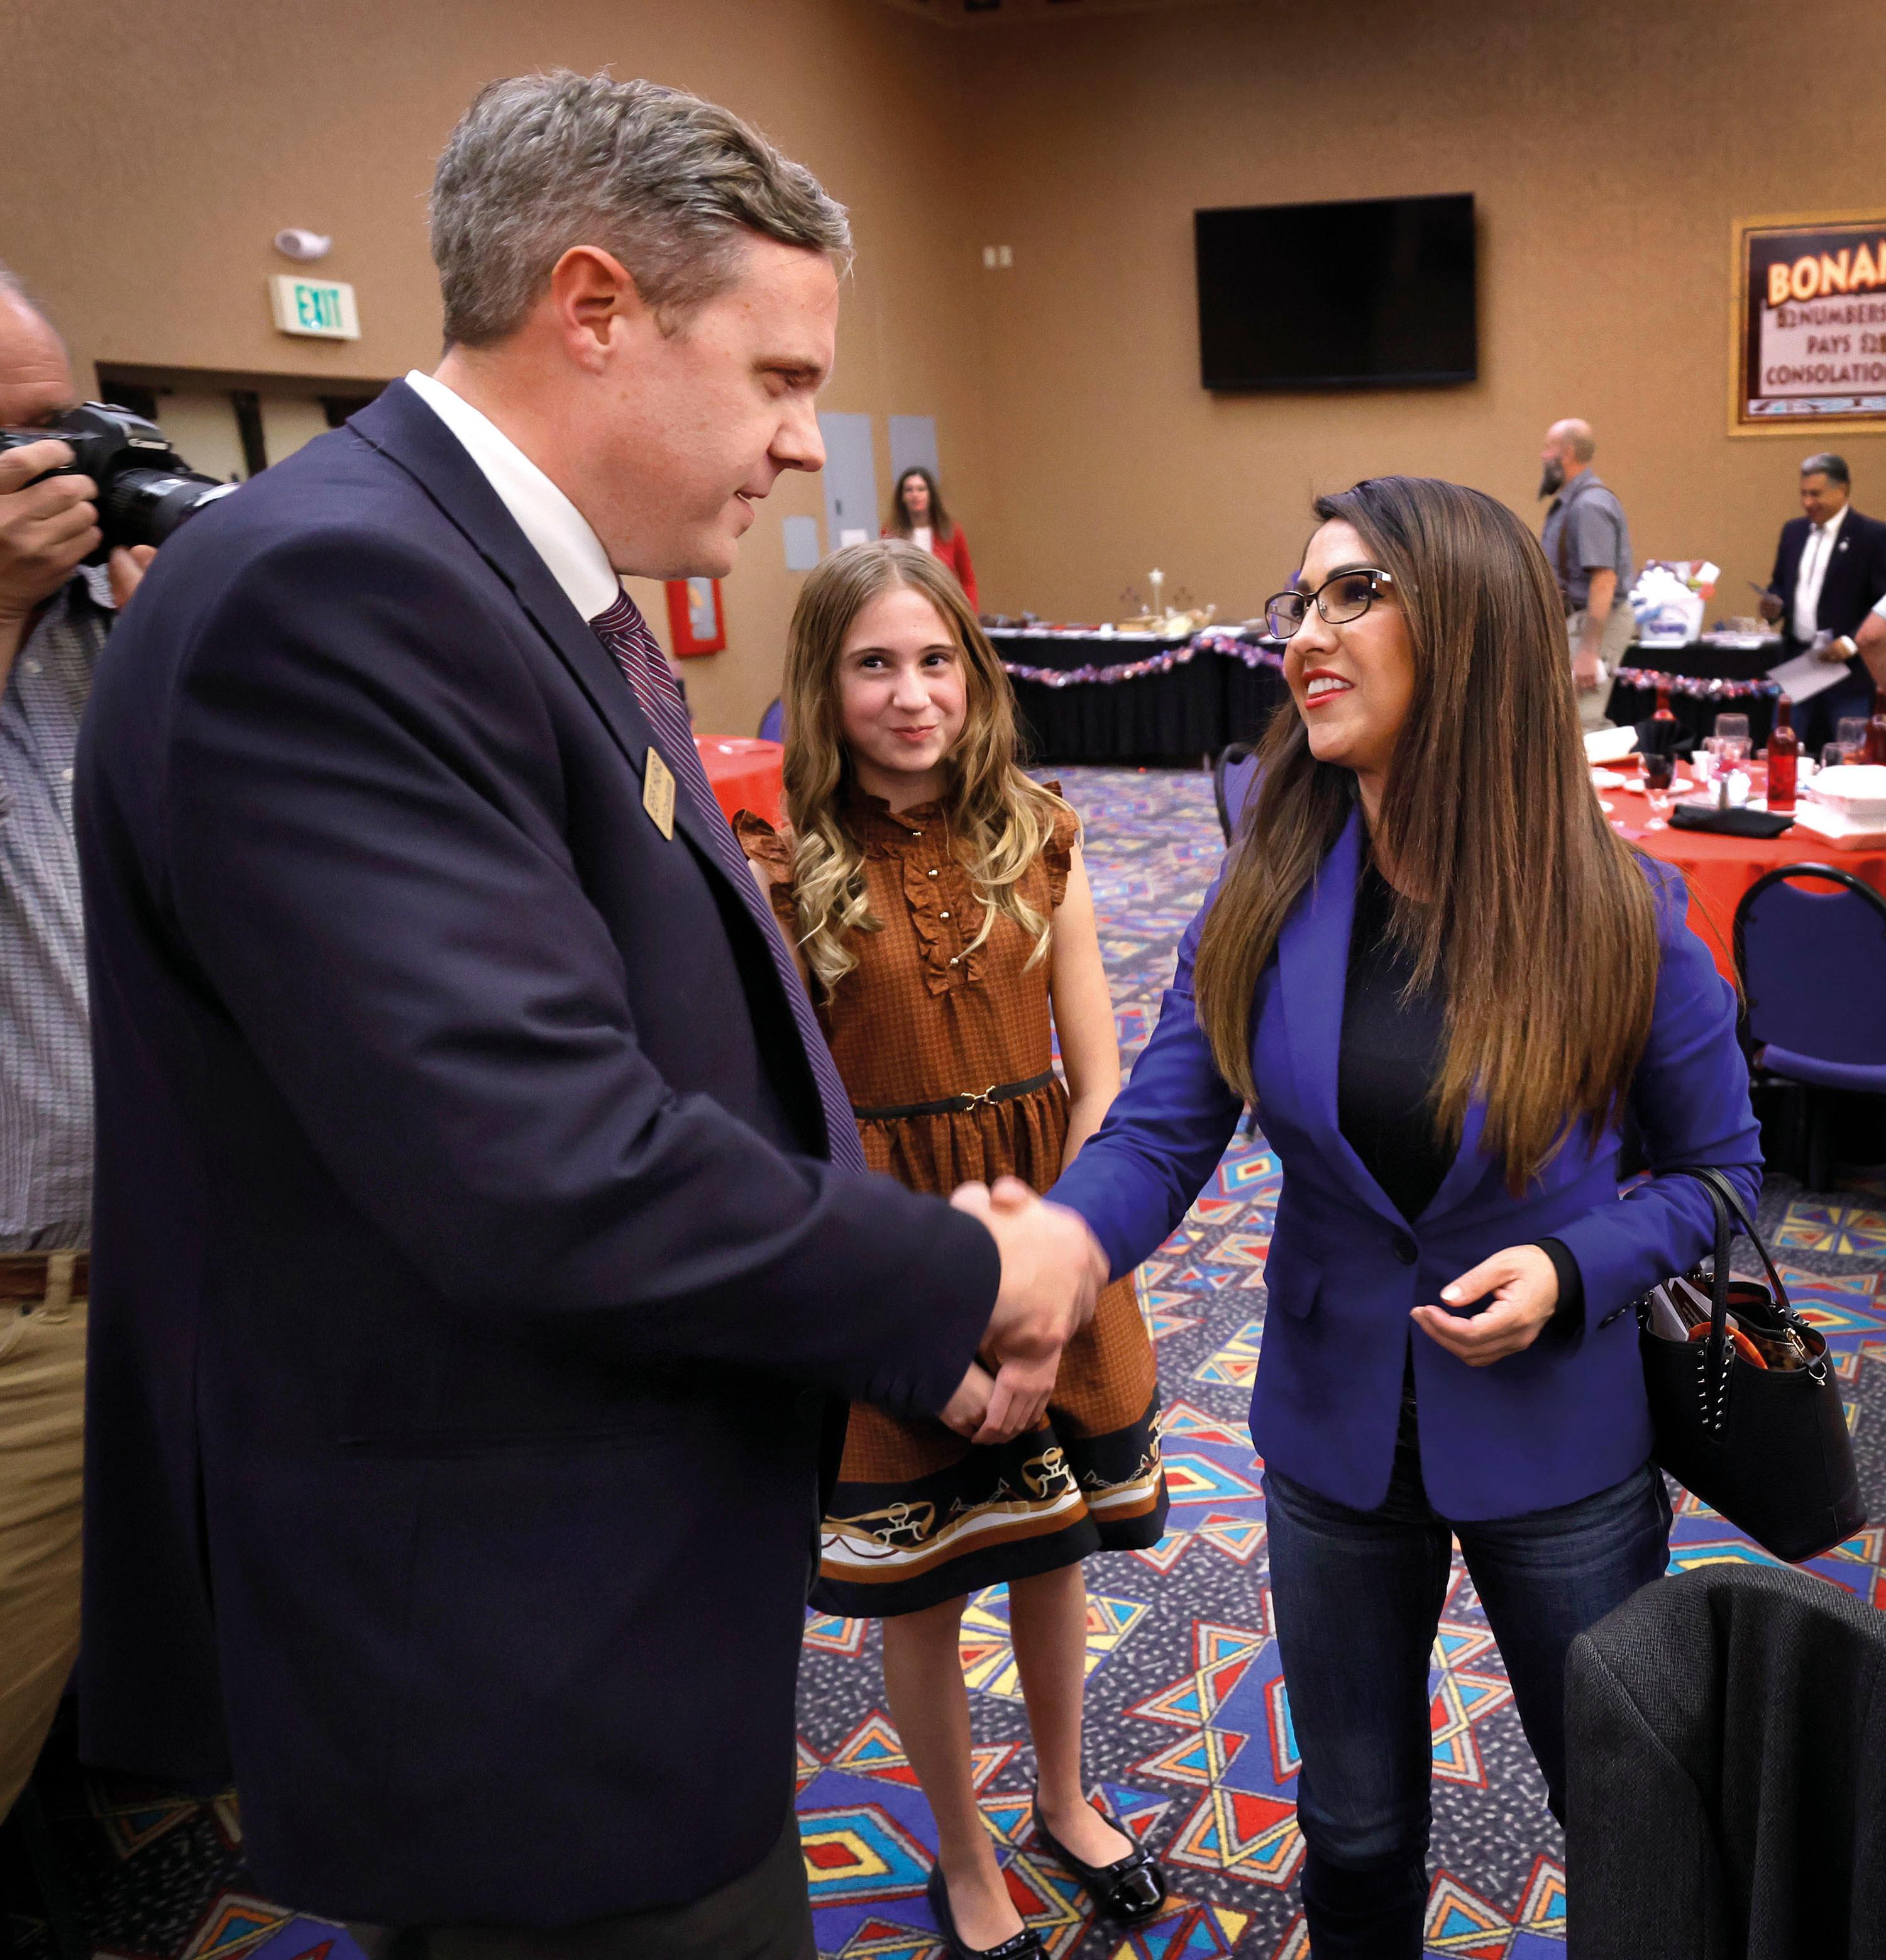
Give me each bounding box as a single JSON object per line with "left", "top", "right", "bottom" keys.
{"left": 1819, "top": 633, "right": 1856, "bottom": 665}
{"left": 1572, "top": 648, "right": 1604, "bottom": 691}
{"left": 951, "top": 1175, "right": 1103, "bottom": 1443}
{"left": 108, "top": 544, "right": 157, "bottom": 612}
{"left": 1411, "top": 1244, "right": 1559, "bottom": 1367}
{"left": 1756, "top": 590, "right": 1785, "bottom": 624}
{"left": 0, "top": 441, "right": 98, "bottom": 624}
{"left": 940, "top": 1361, "right": 995, "bottom": 1438}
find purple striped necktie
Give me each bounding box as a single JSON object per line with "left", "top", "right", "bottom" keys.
{"left": 588, "top": 589, "right": 866, "bottom": 1175}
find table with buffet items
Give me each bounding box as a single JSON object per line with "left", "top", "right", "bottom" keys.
{"left": 990, "top": 625, "right": 1290, "bottom": 763}
{"left": 1599, "top": 758, "right": 1886, "bottom": 980}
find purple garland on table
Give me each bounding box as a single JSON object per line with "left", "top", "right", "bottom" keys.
{"left": 996, "top": 629, "right": 1286, "bottom": 689}
{"left": 1611, "top": 666, "right": 1780, "bottom": 702}
{"left": 1193, "top": 631, "right": 1287, "bottom": 671}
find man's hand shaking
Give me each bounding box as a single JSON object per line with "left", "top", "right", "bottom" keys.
{"left": 943, "top": 1175, "right": 1106, "bottom": 1446}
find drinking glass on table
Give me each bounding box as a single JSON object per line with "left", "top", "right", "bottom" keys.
{"left": 1642, "top": 750, "right": 1675, "bottom": 813}
{"left": 1713, "top": 712, "right": 1750, "bottom": 747}
{"left": 1822, "top": 742, "right": 1853, "bottom": 770}
{"left": 1838, "top": 716, "right": 1868, "bottom": 753}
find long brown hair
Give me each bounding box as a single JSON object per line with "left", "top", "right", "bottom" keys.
{"left": 1193, "top": 475, "right": 1660, "bottom": 1191}
{"left": 781, "top": 538, "right": 1067, "bottom": 997}
{"left": 886, "top": 465, "right": 954, "bottom": 543}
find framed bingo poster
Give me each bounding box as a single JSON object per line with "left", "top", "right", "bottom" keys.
{"left": 1731, "top": 209, "right": 1886, "bottom": 436}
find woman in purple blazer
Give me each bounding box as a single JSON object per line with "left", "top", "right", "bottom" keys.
{"left": 1050, "top": 477, "right": 1761, "bottom": 1959}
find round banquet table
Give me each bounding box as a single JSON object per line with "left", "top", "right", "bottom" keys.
{"left": 1606, "top": 768, "right": 1886, "bottom": 980}
{"left": 695, "top": 734, "right": 785, "bottom": 827}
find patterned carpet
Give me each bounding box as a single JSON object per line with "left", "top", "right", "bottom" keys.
{"left": 10, "top": 765, "right": 1884, "bottom": 1960}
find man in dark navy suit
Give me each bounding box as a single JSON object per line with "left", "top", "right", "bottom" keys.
{"left": 1757, "top": 452, "right": 1886, "bottom": 748}
{"left": 75, "top": 72, "right": 1098, "bottom": 1959}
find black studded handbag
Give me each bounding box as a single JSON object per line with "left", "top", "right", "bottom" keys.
{"left": 1635, "top": 1165, "right": 1866, "bottom": 1563}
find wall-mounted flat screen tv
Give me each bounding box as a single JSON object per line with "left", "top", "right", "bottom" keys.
{"left": 1196, "top": 193, "right": 1477, "bottom": 391}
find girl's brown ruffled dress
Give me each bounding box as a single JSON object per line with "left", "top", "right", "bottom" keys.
{"left": 736, "top": 785, "right": 1166, "bottom": 1618}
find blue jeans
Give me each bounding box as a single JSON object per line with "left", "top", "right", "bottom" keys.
{"left": 1263, "top": 1394, "right": 1672, "bottom": 1960}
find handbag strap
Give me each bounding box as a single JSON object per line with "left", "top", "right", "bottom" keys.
{"left": 1663, "top": 1167, "right": 1824, "bottom": 1412}
{"left": 1676, "top": 1166, "right": 1804, "bottom": 1326}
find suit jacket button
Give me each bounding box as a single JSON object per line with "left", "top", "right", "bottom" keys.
{"left": 1393, "top": 1231, "right": 1418, "bottom": 1265}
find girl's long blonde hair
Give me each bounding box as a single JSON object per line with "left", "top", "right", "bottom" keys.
{"left": 781, "top": 539, "right": 1070, "bottom": 999}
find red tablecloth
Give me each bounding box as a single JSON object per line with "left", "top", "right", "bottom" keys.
{"left": 695, "top": 734, "right": 785, "bottom": 828}
{"left": 1606, "top": 770, "right": 1886, "bottom": 979}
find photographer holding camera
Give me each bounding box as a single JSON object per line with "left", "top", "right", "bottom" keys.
{"left": 0, "top": 267, "right": 155, "bottom": 1813}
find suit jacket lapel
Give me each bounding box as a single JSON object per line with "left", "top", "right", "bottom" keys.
{"left": 1418, "top": 1099, "right": 1489, "bottom": 1225}
{"left": 1274, "top": 809, "right": 1404, "bottom": 1233}
{"left": 346, "top": 384, "right": 734, "bottom": 877}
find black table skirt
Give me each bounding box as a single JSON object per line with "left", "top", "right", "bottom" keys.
{"left": 1604, "top": 639, "right": 1782, "bottom": 751}
{"left": 1001, "top": 636, "right": 1291, "bottom": 764}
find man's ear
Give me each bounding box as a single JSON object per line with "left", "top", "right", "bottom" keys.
{"left": 546, "top": 246, "right": 649, "bottom": 371}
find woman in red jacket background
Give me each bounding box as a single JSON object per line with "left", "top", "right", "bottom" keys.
{"left": 885, "top": 465, "right": 979, "bottom": 611}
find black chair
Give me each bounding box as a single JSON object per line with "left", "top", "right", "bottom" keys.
{"left": 1732, "top": 863, "right": 1886, "bottom": 1192}
{"left": 1212, "top": 742, "right": 1259, "bottom": 845}
{"left": 1565, "top": 1563, "right": 1886, "bottom": 1959}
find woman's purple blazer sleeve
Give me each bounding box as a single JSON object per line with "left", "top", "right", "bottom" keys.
{"left": 1051, "top": 872, "right": 1244, "bottom": 1278}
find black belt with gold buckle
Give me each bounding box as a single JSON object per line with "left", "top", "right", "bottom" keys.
{"left": 852, "top": 1070, "right": 1057, "bottom": 1122}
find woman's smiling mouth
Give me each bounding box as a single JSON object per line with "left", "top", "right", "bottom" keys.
{"left": 1303, "top": 671, "right": 1355, "bottom": 708}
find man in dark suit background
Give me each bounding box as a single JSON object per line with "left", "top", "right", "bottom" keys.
{"left": 75, "top": 71, "right": 1100, "bottom": 1959}
{"left": 1757, "top": 451, "right": 1886, "bottom": 748}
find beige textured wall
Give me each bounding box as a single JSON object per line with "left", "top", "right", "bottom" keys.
{"left": 955, "top": 0, "right": 1886, "bottom": 625}
{"left": 8, "top": 0, "right": 1885, "bottom": 714}
{"left": 0, "top": 0, "right": 988, "bottom": 734}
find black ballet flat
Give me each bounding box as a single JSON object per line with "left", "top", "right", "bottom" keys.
{"left": 1029, "top": 1789, "right": 1167, "bottom": 1926}
{"left": 925, "top": 1864, "right": 1045, "bottom": 1959}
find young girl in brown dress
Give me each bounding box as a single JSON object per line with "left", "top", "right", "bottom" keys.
{"left": 736, "top": 540, "right": 1168, "bottom": 1957}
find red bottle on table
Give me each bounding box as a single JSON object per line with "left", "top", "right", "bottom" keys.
{"left": 1652, "top": 684, "right": 1678, "bottom": 749}
{"left": 1868, "top": 688, "right": 1886, "bottom": 765}
{"left": 1766, "top": 695, "right": 1797, "bottom": 813}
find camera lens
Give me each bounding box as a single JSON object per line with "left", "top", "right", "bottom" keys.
{"left": 102, "top": 468, "right": 236, "bottom": 550}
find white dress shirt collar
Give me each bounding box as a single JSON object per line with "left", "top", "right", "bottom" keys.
{"left": 402, "top": 369, "right": 621, "bottom": 621}
{"left": 1792, "top": 499, "right": 1851, "bottom": 641}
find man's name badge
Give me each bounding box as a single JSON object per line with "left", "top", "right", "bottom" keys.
{"left": 642, "top": 746, "right": 677, "bottom": 840}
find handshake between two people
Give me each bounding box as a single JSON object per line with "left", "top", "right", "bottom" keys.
{"left": 940, "top": 1175, "right": 1108, "bottom": 1448}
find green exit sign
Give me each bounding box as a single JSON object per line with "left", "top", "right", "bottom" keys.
{"left": 268, "top": 274, "right": 360, "bottom": 340}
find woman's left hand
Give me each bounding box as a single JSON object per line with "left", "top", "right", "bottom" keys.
{"left": 1411, "top": 1244, "right": 1559, "bottom": 1367}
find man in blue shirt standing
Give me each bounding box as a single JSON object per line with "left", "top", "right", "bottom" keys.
{"left": 0, "top": 267, "right": 151, "bottom": 1813}
{"left": 1540, "top": 418, "right": 1635, "bottom": 731}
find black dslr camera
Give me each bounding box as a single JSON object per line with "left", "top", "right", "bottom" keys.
{"left": 0, "top": 402, "right": 235, "bottom": 561}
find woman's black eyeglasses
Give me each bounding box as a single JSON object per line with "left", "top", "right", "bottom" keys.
{"left": 1264, "top": 568, "right": 1396, "bottom": 641}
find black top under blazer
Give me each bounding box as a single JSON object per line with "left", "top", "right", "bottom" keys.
{"left": 74, "top": 382, "right": 996, "bottom": 1925}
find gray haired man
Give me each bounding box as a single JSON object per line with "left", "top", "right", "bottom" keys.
{"left": 76, "top": 70, "right": 1100, "bottom": 1960}
{"left": 1756, "top": 452, "right": 1886, "bottom": 747}
{"left": 1539, "top": 418, "right": 1635, "bottom": 730}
